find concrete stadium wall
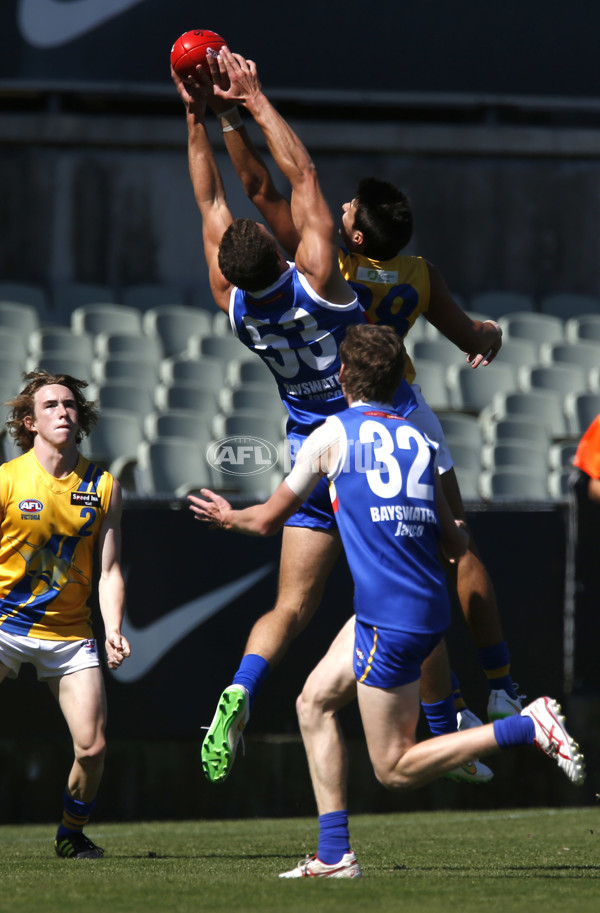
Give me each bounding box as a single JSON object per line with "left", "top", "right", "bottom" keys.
{"left": 1, "top": 111, "right": 600, "bottom": 304}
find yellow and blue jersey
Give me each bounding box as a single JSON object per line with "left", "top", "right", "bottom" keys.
{"left": 0, "top": 450, "right": 113, "bottom": 641}
{"left": 338, "top": 248, "right": 430, "bottom": 384}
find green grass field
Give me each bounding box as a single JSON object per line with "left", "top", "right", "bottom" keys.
{"left": 0, "top": 808, "right": 598, "bottom": 913}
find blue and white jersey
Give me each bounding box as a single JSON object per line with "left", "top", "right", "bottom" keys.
{"left": 230, "top": 263, "right": 361, "bottom": 442}
{"left": 229, "top": 264, "right": 418, "bottom": 455}
{"left": 327, "top": 403, "right": 451, "bottom": 634}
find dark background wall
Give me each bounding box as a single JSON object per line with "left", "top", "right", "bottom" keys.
{"left": 2, "top": 1, "right": 600, "bottom": 300}
{"left": 4, "top": 0, "right": 600, "bottom": 97}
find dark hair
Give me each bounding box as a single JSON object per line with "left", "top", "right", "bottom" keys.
{"left": 5, "top": 370, "right": 98, "bottom": 452}
{"left": 218, "top": 218, "right": 283, "bottom": 292}
{"left": 354, "top": 177, "right": 413, "bottom": 260}
{"left": 339, "top": 324, "right": 406, "bottom": 403}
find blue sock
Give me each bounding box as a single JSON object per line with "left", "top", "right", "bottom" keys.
{"left": 232, "top": 654, "right": 270, "bottom": 711}
{"left": 57, "top": 790, "right": 96, "bottom": 837}
{"left": 477, "top": 641, "right": 516, "bottom": 698}
{"left": 493, "top": 715, "right": 535, "bottom": 749}
{"left": 317, "top": 810, "right": 350, "bottom": 864}
{"left": 421, "top": 695, "right": 457, "bottom": 736}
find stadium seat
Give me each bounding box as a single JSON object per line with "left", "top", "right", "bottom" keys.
{"left": 136, "top": 438, "right": 213, "bottom": 497}
{"left": 0, "top": 355, "right": 25, "bottom": 392}
{"left": 548, "top": 440, "right": 578, "bottom": 472}
{"left": 92, "top": 357, "right": 160, "bottom": 390}
{"left": 470, "top": 291, "right": 535, "bottom": 320}
{"left": 479, "top": 466, "right": 549, "bottom": 502}
{"left": 187, "top": 334, "right": 257, "bottom": 363}
{"left": 403, "top": 316, "right": 429, "bottom": 343}
{"left": 94, "top": 331, "right": 163, "bottom": 364}
{"left": 453, "top": 467, "right": 482, "bottom": 501}
{"left": 226, "top": 358, "right": 275, "bottom": 388}
{"left": 564, "top": 392, "right": 600, "bottom": 437}
{"left": 81, "top": 408, "right": 145, "bottom": 491}
{"left": 219, "top": 383, "right": 286, "bottom": 417}
{"left": 144, "top": 410, "right": 214, "bottom": 448}
{"left": 159, "top": 355, "right": 228, "bottom": 391}
{"left": 143, "top": 305, "right": 213, "bottom": 358}
{"left": 447, "top": 361, "right": 517, "bottom": 414}
{"left": 25, "top": 353, "right": 94, "bottom": 384}
{"left": 412, "top": 338, "right": 466, "bottom": 371}
{"left": 444, "top": 438, "right": 481, "bottom": 474}
{"left": 212, "top": 410, "right": 285, "bottom": 447}
{"left": 538, "top": 340, "right": 600, "bottom": 380}
{"left": 499, "top": 312, "right": 565, "bottom": 354}
{"left": 71, "top": 303, "right": 143, "bottom": 337}
{"left": 154, "top": 382, "right": 219, "bottom": 418}
{"left": 212, "top": 310, "right": 233, "bottom": 336}
{"left": 411, "top": 359, "right": 450, "bottom": 410}
{"left": 437, "top": 412, "right": 483, "bottom": 449}
{"left": 495, "top": 337, "right": 538, "bottom": 368}
{"left": 484, "top": 389, "right": 569, "bottom": 437}
{"left": 539, "top": 292, "right": 600, "bottom": 320}
{"left": 517, "top": 363, "right": 588, "bottom": 399}
{"left": 121, "top": 283, "right": 187, "bottom": 311}
{"left": 0, "top": 326, "right": 29, "bottom": 362}
{"left": 479, "top": 414, "right": 550, "bottom": 449}
{"left": 481, "top": 439, "right": 548, "bottom": 473}
{"left": 564, "top": 313, "right": 600, "bottom": 344}
{"left": 0, "top": 300, "right": 40, "bottom": 337}
{"left": 90, "top": 380, "right": 156, "bottom": 419}
{"left": 29, "top": 326, "right": 95, "bottom": 364}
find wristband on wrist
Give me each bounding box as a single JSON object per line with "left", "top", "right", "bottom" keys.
{"left": 217, "top": 106, "right": 243, "bottom": 132}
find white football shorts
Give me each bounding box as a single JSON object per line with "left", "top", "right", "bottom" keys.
{"left": 0, "top": 628, "right": 101, "bottom": 680}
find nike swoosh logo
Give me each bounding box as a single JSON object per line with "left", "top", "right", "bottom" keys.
{"left": 110, "top": 563, "right": 276, "bottom": 683}
{"left": 18, "top": 0, "right": 147, "bottom": 49}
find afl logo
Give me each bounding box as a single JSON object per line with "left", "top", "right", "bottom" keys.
{"left": 19, "top": 499, "right": 44, "bottom": 513}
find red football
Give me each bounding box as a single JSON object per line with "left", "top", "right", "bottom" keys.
{"left": 170, "top": 29, "right": 226, "bottom": 80}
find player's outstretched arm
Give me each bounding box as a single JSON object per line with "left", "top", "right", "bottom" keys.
{"left": 205, "top": 53, "right": 299, "bottom": 257}
{"left": 212, "top": 50, "right": 354, "bottom": 304}
{"left": 425, "top": 262, "right": 503, "bottom": 367}
{"left": 188, "top": 425, "right": 335, "bottom": 536}
{"left": 97, "top": 480, "right": 131, "bottom": 670}
{"left": 172, "top": 65, "right": 233, "bottom": 313}
{"left": 188, "top": 483, "right": 304, "bottom": 537}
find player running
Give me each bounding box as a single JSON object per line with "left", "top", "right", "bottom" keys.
{"left": 189, "top": 323, "right": 585, "bottom": 877}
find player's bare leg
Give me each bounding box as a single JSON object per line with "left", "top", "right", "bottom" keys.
{"left": 49, "top": 667, "right": 107, "bottom": 801}
{"left": 357, "top": 680, "right": 584, "bottom": 789}
{"left": 296, "top": 616, "right": 356, "bottom": 814}
{"left": 202, "top": 526, "right": 342, "bottom": 783}
{"left": 49, "top": 667, "right": 107, "bottom": 859}
{"left": 419, "top": 638, "right": 452, "bottom": 705}
{"left": 243, "top": 525, "right": 342, "bottom": 666}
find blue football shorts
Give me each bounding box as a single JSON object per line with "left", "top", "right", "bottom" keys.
{"left": 353, "top": 618, "right": 444, "bottom": 689}
{"left": 284, "top": 473, "right": 336, "bottom": 531}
